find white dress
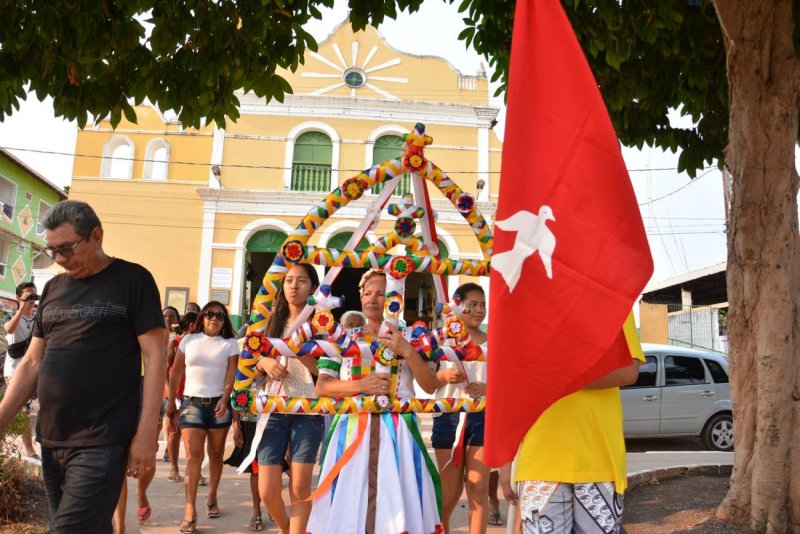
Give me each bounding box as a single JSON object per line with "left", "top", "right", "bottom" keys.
{"left": 307, "top": 339, "right": 443, "bottom": 534}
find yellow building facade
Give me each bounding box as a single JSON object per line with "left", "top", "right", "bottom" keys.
{"left": 70, "top": 21, "right": 502, "bottom": 327}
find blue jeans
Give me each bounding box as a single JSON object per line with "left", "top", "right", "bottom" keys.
{"left": 41, "top": 445, "right": 127, "bottom": 533}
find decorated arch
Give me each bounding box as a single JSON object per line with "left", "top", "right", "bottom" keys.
{"left": 233, "top": 123, "right": 493, "bottom": 416}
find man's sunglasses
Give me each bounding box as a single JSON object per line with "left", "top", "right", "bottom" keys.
{"left": 44, "top": 237, "right": 86, "bottom": 260}
{"left": 204, "top": 311, "right": 226, "bottom": 321}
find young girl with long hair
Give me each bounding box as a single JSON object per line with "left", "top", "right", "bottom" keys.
{"left": 253, "top": 263, "right": 325, "bottom": 534}
{"left": 431, "top": 283, "right": 490, "bottom": 533}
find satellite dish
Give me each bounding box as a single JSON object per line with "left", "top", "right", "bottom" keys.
{"left": 32, "top": 250, "right": 55, "bottom": 269}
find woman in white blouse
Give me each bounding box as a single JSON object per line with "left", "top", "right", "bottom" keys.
{"left": 166, "top": 301, "right": 238, "bottom": 534}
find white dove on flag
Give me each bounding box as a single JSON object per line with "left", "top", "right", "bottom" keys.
{"left": 492, "top": 205, "right": 556, "bottom": 291}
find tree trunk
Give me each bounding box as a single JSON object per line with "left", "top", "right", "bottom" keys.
{"left": 712, "top": 2, "right": 800, "bottom": 533}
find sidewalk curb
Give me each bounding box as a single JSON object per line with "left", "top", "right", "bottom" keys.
{"left": 627, "top": 464, "right": 733, "bottom": 491}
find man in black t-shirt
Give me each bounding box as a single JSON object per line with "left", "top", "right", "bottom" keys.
{"left": 0, "top": 201, "right": 166, "bottom": 533}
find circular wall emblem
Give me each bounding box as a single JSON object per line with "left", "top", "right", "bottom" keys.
{"left": 343, "top": 67, "right": 367, "bottom": 88}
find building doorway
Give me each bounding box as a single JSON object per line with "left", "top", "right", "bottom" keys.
{"left": 243, "top": 229, "right": 288, "bottom": 323}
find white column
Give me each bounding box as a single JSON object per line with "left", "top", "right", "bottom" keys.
{"left": 230, "top": 244, "right": 247, "bottom": 318}
{"left": 209, "top": 126, "right": 225, "bottom": 188}
{"left": 681, "top": 288, "right": 692, "bottom": 307}
{"left": 330, "top": 140, "right": 341, "bottom": 189}
{"left": 364, "top": 140, "right": 375, "bottom": 168}
{"left": 477, "top": 127, "right": 490, "bottom": 201}
{"left": 196, "top": 205, "right": 217, "bottom": 305}
{"left": 283, "top": 137, "right": 295, "bottom": 190}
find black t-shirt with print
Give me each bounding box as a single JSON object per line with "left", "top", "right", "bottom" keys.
{"left": 33, "top": 259, "right": 164, "bottom": 447}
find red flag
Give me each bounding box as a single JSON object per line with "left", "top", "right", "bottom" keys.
{"left": 484, "top": 0, "right": 653, "bottom": 466}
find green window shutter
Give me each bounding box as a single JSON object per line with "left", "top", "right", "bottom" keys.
{"left": 372, "top": 135, "right": 411, "bottom": 196}
{"left": 326, "top": 231, "right": 370, "bottom": 252}
{"left": 292, "top": 131, "right": 333, "bottom": 192}
{"left": 246, "top": 230, "right": 288, "bottom": 253}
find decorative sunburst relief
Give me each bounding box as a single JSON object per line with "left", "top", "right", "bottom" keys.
{"left": 302, "top": 40, "right": 408, "bottom": 100}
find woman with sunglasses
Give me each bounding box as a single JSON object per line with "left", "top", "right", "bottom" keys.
{"left": 166, "top": 302, "right": 238, "bottom": 534}
{"left": 253, "top": 263, "right": 325, "bottom": 534}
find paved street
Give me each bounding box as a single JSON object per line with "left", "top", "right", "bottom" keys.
{"left": 109, "top": 423, "right": 733, "bottom": 533}
{"left": 5, "top": 415, "right": 734, "bottom": 533}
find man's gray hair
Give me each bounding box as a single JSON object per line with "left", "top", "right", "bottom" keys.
{"left": 42, "top": 200, "right": 102, "bottom": 238}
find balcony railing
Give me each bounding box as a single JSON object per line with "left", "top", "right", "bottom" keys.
{"left": 371, "top": 173, "right": 412, "bottom": 196}
{"left": 291, "top": 164, "right": 331, "bottom": 192}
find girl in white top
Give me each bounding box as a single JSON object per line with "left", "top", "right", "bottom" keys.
{"left": 432, "top": 283, "right": 491, "bottom": 532}
{"left": 166, "top": 302, "right": 239, "bottom": 533}
{"left": 253, "top": 263, "right": 324, "bottom": 534}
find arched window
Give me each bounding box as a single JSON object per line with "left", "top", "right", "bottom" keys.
{"left": 291, "top": 131, "right": 332, "bottom": 191}
{"left": 143, "top": 139, "right": 170, "bottom": 180}
{"left": 326, "top": 231, "right": 371, "bottom": 252}
{"left": 371, "top": 135, "right": 411, "bottom": 196}
{"left": 101, "top": 137, "right": 134, "bottom": 179}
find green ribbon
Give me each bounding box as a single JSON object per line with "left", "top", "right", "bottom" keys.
{"left": 402, "top": 413, "right": 443, "bottom": 517}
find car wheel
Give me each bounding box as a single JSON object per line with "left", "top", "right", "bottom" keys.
{"left": 702, "top": 413, "right": 734, "bottom": 451}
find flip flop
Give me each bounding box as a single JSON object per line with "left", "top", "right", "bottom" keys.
{"left": 249, "top": 514, "right": 264, "bottom": 531}
{"left": 488, "top": 510, "right": 503, "bottom": 526}
{"left": 179, "top": 519, "right": 197, "bottom": 533}
{"left": 207, "top": 501, "right": 220, "bottom": 519}
{"left": 137, "top": 505, "right": 151, "bottom": 523}
{"left": 168, "top": 468, "right": 181, "bottom": 482}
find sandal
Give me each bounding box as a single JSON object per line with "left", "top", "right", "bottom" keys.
{"left": 488, "top": 510, "right": 503, "bottom": 526}
{"left": 137, "top": 505, "right": 152, "bottom": 523}
{"left": 179, "top": 519, "right": 197, "bottom": 534}
{"left": 207, "top": 501, "right": 220, "bottom": 519}
{"left": 168, "top": 468, "right": 181, "bottom": 482}
{"left": 249, "top": 514, "right": 264, "bottom": 531}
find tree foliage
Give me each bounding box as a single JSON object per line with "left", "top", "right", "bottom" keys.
{"left": 0, "top": 0, "right": 451, "bottom": 130}
{"left": 461, "top": 0, "right": 800, "bottom": 176}
{"left": 0, "top": 0, "right": 796, "bottom": 171}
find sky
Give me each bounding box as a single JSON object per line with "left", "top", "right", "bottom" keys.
{"left": 0, "top": 0, "right": 729, "bottom": 286}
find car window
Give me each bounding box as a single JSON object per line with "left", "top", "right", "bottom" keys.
{"left": 703, "top": 358, "right": 729, "bottom": 384}
{"left": 623, "top": 355, "right": 657, "bottom": 388}
{"left": 664, "top": 355, "right": 706, "bottom": 386}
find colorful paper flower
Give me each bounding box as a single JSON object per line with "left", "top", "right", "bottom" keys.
{"left": 456, "top": 192, "right": 475, "bottom": 214}
{"left": 445, "top": 316, "right": 466, "bottom": 339}
{"left": 281, "top": 240, "right": 305, "bottom": 263}
{"left": 394, "top": 217, "right": 416, "bottom": 239}
{"left": 374, "top": 394, "right": 391, "bottom": 410}
{"left": 388, "top": 256, "right": 412, "bottom": 279}
{"left": 374, "top": 346, "right": 395, "bottom": 366}
{"left": 232, "top": 389, "right": 254, "bottom": 412}
{"left": 312, "top": 310, "right": 335, "bottom": 334}
{"left": 403, "top": 150, "right": 427, "bottom": 172}
{"left": 245, "top": 331, "right": 266, "bottom": 355}
{"left": 341, "top": 177, "right": 366, "bottom": 201}
{"left": 385, "top": 293, "right": 404, "bottom": 317}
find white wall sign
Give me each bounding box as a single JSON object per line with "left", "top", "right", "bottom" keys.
{"left": 211, "top": 267, "right": 233, "bottom": 288}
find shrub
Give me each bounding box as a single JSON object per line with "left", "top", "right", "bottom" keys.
{"left": 0, "top": 394, "right": 34, "bottom": 524}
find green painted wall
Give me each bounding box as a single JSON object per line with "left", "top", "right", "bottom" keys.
{"left": 0, "top": 153, "right": 64, "bottom": 309}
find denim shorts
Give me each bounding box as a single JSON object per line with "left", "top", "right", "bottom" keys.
{"left": 431, "top": 412, "right": 485, "bottom": 449}
{"left": 256, "top": 414, "right": 325, "bottom": 465}
{"left": 179, "top": 396, "right": 233, "bottom": 430}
